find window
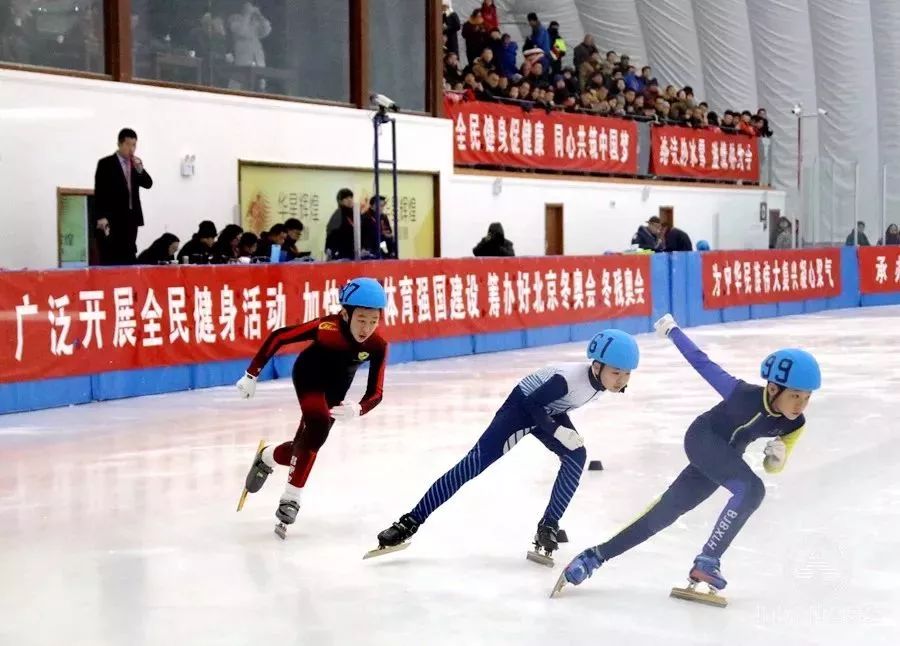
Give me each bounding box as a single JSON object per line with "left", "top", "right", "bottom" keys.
{"left": 132, "top": 0, "right": 350, "bottom": 103}
{"left": 0, "top": 0, "right": 104, "bottom": 73}
{"left": 368, "top": 0, "right": 426, "bottom": 112}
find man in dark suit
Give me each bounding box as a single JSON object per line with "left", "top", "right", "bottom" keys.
{"left": 93, "top": 128, "right": 153, "bottom": 264}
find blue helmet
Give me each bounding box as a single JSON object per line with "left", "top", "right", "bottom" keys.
{"left": 586, "top": 329, "right": 640, "bottom": 371}
{"left": 340, "top": 277, "right": 387, "bottom": 309}
{"left": 696, "top": 240, "right": 711, "bottom": 251}
{"left": 760, "top": 349, "right": 821, "bottom": 391}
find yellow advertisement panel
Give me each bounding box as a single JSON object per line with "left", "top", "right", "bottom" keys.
{"left": 239, "top": 162, "right": 435, "bottom": 260}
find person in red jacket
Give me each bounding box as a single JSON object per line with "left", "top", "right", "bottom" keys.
{"left": 481, "top": 0, "right": 499, "bottom": 32}
{"left": 235, "top": 277, "right": 389, "bottom": 539}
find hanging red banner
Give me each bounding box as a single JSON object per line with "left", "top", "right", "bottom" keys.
{"left": 701, "top": 249, "right": 841, "bottom": 308}
{"left": 444, "top": 99, "right": 639, "bottom": 175}
{"left": 0, "top": 255, "right": 652, "bottom": 384}
{"left": 857, "top": 246, "right": 900, "bottom": 294}
{"left": 649, "top": 125, "right": 760, "bottom": 182}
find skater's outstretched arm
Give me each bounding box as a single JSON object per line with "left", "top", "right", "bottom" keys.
{"left": 246, "top": 318, "right": 320, "bottom": 377}
{"left": 359, "top": 342, "right": 388, "bottom": 415}
{"left": 667, "top": 327, "right": 740, "bottom": 399}
{"left": 763, "top": 425, "right": 805, "bottom": 473}
{"left": 520, "top": 374, "right": 569, "bottom": 432}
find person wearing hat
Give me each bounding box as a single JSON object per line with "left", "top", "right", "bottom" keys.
{"left": 177, "top": 220, "right": 218, "bottom": 263}
{"left": 632, "top": 216, "right": 663, "bottom": 252}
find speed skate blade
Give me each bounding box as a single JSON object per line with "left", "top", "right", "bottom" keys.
{"left": 670, "top": 585, "right": 728, "bottom": 608}
{"left": 274, "top": 522, "right": 288, "bottom": 540}
{"left": 549, "top": 571, "right": 568, "bottom": 598}
{"left": 526, "top": 550, "right": 554, "bottom": 567}
{"left": 236, "top": 439, "right": 267, "bottom": 512}
{"left": 363, "top": 542, "right": 411, "bottom": 560}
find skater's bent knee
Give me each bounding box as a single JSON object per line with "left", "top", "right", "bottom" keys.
{"left": 725, "top": 475, "right": 765, "bottom": 509}
{"left": 569, "top": 446, "right": 587, "bottom": 467}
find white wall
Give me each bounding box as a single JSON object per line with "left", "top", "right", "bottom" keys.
{"left": 0, "top": 70, "right": 453, "bottom": 270}
{"left": 442, "top": 174, "right": 784, "bottom": 257}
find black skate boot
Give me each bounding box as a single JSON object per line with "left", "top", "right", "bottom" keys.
{"left": 274, "top": 499, "right": 300, "bottom": 540}
{"left": 363, "top": 514, "right": 420, "bottom": 559}
{"left": 527, "top": 519, "right": 559, "bottom": 567}
{"left": 237, "top": 440, "right": 272, "bottom": 512}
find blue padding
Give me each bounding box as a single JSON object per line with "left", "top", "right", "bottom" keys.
{"left": 273, "top": 354, "right": 298, "bottom": 379}
{"left": 828, "top": 246, "right": 860, "bottom": 310}
{"left": 388, "top": 341, "right": 415, "bottom": 365}
{"left": 192, "top": 359, "right": 248, "bottom": 389}
{"left": 804, "top": 298, "right": 829, "bottom": 314}
{"left": 570, "top": 320, "right": 610, "bottom": 341}
{"left": 722, "top": 306, "right": 751, "bottom": 323}
{"left": 776, "top": 301, "right": 805, "bottom": 317}
{"left": 669, "top": 252, "right": 689, "bottom": 326}
{"left": 861, "top": 293, "right": 900, "bottom": 307}
{"left": 92, "top": 365, "right": 192, "bottom": 401}
{"left": 651, "top": 253, "right": 672, "bottom": 321}
{"left": 611, "top": 316, "right": 651, "bottom": 335}
{"left": 474, "top": 330, "right": 524, "bottom": 354}
{"left": 750, "top": 303, "right": 778, "bottom": 320}
{"left": 524, "top": 324, "right": 570, "bottom": 348}
{"left": 686, "top": 252, "right": 722, "bottom": 327}
{"left": 0, "top": 376, "right": 92, "bottom": 414}
{"left": 412, "top": 335, "right": 474, "bottom": 361}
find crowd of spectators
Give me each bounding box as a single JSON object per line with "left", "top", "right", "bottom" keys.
{"left": 442, "top": 3, "right": 772, "bottom": 137}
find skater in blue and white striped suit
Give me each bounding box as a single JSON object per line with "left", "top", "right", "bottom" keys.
{"left": 370, "top": 329, "right": 640, "bottom": 562}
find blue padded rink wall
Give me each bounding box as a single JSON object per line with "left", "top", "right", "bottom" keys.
{"left": 2, "top": 248, "right": 900, "bottom": 645}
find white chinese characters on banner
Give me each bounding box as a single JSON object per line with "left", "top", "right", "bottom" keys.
{"left": 710, "top": 255, "right": 836, "bottom": 298}
{"left": 657, "top": 130, "right": 754, "bottom": 173}
{"left": 49, "top": 294, "right": 75, "bottom": 356}
{"left": 112, "top": 288, "right": 137, "bottom": 349}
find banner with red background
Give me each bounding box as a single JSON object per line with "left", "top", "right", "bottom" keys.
{"left": 0, "top": 256, "right": 651, "bottom": 384}
{"left": 857, "top": 246, "right": 900, "bottom": 294}
{"left": 445, "top": 99, "right": 639, "bottom": 175}
{"left": 702, "top": 249, "right": 841, "bottom": 309}
{"left": 649, "top": 125, "right": 759, "bottom": 182}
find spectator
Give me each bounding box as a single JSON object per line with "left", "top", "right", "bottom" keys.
{"left": 573, "top": 34, "right": 598, "bottom": 70}
{"left": 137, "top": 233, "right": 180, "bottom": 265}
{"left": 663, "top": 225, "right": 693, "bottom": 252}
{"left": 237, "top": 232, "right": 259, "bottom": 258}
{"left": 256, "top": 223, "right": 287, "bottom": 259}
{"left": 212, "top": 224, "right": 243, "bottom": 262}
{"left": 526, "top": 12, "right": 551, "bottom": 66}
{"left": 473, "top": 222, "right": 515, "bottom": 257}
{"left": 471, "top": 47, "right": 496, "bottom": 77}
{"left": 756, "top": 108, "right": 774, "bottom": 137}
{"left": 462, "top": 9, "right": 487, "bottom": 65}
{"left": 497, "top": 33, "right": 518, "bottom": 77}
{"left": 442, "top": 1, "right": 461, "bottom": 56}
{"left": 846, "top": 221, "right": 871, "bottom": 246}
{"left": 325, "top": 203, "right": 356, "bottom": 260}
{"left": 229, "top": 2, "right": 271, "bottom": 68}
{"left": 548, "top": 21, "right": 566, "bottom": 75}
{"left": 483, "top": 70, "right": 504, "bottom": 99}
{"left": 93, "top": 127, "right": 153, "bottom": 265}
{"left": 178, "top": 221, "right": 218, "bottom": 262}
{"left": 707, "top": 111, "right": 721, "bottom": 130}
{"left": 361, "top": 196, "right": 396, "bottom": 258}
{"left": 773, "top": 217, "right": 793, "bottom": 249}
{"left": 632, "top": 216, "right": 662, "bottom": 251}
{"left": 738, "top": 110, "right": 756, "bottom": 136}
{"left": 189, "top": 12, "right": 231, "bottom": 77}
{"left": 480, "top": 0, "right": 499, "bottom": 33}
{"left": 444, "top": 52, "right": 464, "bottom": 86}
{"left": 283, "top": 217, "right": 305, "bottom": 259}
{"left": 880, "top": 223, "right": 900, "bottom": 245}
{"left": 605, "top": 50, "right": 618, "bottom": 65}
{"left": 327, "top": 188, "right": 355, "bottom": 236}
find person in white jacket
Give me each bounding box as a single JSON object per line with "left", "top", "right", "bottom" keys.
{"left": 229, "top": 2, "right": 271, "bottom": 67}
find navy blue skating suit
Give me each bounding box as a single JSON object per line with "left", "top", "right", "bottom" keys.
{"left": 407, "top": 364, "right": 608, "bottom": 527}
{"left": 595, "top": 327, "right": 805, "bottom": 562}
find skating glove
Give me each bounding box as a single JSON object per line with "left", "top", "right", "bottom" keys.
{"left": 553, "top": 427, "right": 584, "bottom": 451}
{"left": 236, "top": 372, "right": 257, "bottom": 399}
{"left": 654, "top": 313, "right": 678, "bottom": 338}
{"left": 330, "top": 401, "right": 361, "bottom": 420}
{"left": 764, "top": 438, "right": 786, "bottom": 464}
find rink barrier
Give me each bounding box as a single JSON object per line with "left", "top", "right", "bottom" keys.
{"left": 0, "top": 246, "right": 894, "bottom": 415}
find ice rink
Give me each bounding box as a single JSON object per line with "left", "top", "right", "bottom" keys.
{"left": 1, "top": 308, "right": 899, "bottom": 646}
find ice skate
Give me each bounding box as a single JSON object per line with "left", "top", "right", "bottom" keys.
{"left": 274, "top": 499, "right": 300, "bottom": 540}
{"left": 549, "top": 547, "right": 604, "bottom": 598}
{"left": 237, "top": 439, "right": 269, "bottom": 511}
{"left": 670, "top": 555, "right": 728, "bottom": 607}
{"left": 527, "top": 519, "right": 559, "bottom": 567}
{"left": 364, "top": 513, "right": 419, "bottom": 559}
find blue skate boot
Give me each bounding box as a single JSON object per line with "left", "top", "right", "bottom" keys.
{"left": 549, "top": 547, "right": 604, "bottom": 597}
{"left": 670, "top": 554, "right": 729, "bottom": 607}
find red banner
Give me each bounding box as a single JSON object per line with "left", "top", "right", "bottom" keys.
{"left": 649, "top": 125, "right": 759, "bottom": 182}
{"left": 445, "top": 99, "right": 639, "bottom": 175}
{"left": 702, "top": 249, "right": 841, "bottom": 308}
{"left": 0, "top": 256, "right": 651, "bottom": 383}
{"left": 858, "top": 246, "right": 900, "bottom": 294}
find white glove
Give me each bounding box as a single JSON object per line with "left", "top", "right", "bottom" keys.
{"left": 553, "top": 427, "right": 584, "bottom": 451}
{"left": 235, "top": 372, "right": 257, "bottom": 399}
{"left": 764, "top": 438, "right": 786, "bottom": 464}
{"left": 654, "top": 313, "right": 678, "bottom": 338}
{"left": 330, "top": 401, "right": 361, "bottom": 420}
